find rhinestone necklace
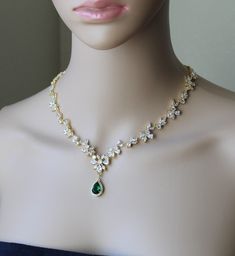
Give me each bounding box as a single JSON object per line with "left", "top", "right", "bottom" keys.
{"left": 49, "top": 65, "right": 198, "bottom": 198}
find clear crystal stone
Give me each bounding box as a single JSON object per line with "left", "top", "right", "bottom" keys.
{"left": 157, "top": 117, "right": 167, "bottom": 129}
{"left": 90, "top": 158, "right": 97, "bottom": 165}
{"left": 147, "top": 133, "right": 154, "bottom": 139}
{"left": 58, "top": 117, "right": 64, "bottom": 124}
{"left": 63, "top": 119, "right": 70, "bottom": 125}
{"left": 108, "top": 148, "right": 115, "bottom": 157}
{"left": 96, "top": 164, "right": 103, "bottom": 172}
{"left": 102, "top": 155, "right": 109, "bottom": 165}
{"left": 49, "top": 102, "right": 58, "bottom": 111}
{"left": 117, "top": 140, "right": 124, "bottom": 147}
{"left": 107, "top": 146, "right": 121, "bottom": 158}
{"left": 72, "top": 135, "right": 81, "bottom": 145}
{"left": 126, "top": 142, "right": 132, "bottom": 148}
{"left": 167, "top": 111, "right": 176, "bottom": 119}
{"left": 146, "top": 122, "right": 155, "bottom": 130}
{"left": 130, "top": 137, "right": 138, "bottom": 144}
{"left": 114, "top": 146, "right": 121, "bottom": 154}
{"left": 175, "top": 110, "right": 181, "bottom": 116}
{"left": 64, "top": 128, "right": 74, "bottom": 138}
{"left": 87, "top": 146, "right": 96, "bottom": 156}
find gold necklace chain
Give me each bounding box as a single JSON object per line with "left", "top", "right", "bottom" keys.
{"left": 49, "top": 65, "right": 198, "bottom": 198}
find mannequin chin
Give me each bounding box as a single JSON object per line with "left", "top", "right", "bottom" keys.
{"left": 51, "top": 0, "right": 167, "bottom": 50}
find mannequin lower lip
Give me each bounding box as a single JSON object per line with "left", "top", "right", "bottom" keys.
{"left": 73, "top": 6, "right": 128, "bottom": 22}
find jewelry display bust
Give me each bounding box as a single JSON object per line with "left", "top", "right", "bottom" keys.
{"left": 0, "top": 0, "right": 235, "bottom": 255}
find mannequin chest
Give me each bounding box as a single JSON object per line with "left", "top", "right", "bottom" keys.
{"left": 0, "top": 127, "right": 234, "bottom": 256}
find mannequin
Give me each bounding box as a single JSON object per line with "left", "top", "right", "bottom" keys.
{"left": 0, "top": 0, "right": 235, "bottom": 255}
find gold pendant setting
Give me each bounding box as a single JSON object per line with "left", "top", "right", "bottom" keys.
{"left": 91, "top": 177, "right": 104, "bottom": 197}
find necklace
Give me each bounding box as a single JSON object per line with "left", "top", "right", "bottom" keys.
{"left": 49, "top": 65, "right": 198, "bottom": 198}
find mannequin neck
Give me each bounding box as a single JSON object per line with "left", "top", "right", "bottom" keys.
{"left": 55, "top": 1, "right": 186, "bottom": 148}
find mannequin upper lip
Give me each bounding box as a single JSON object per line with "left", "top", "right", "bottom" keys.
{"left": 73, "top": 0, "right": 125, "bottom": 9}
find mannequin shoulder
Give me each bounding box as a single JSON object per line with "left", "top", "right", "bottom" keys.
{"left": 194, "top": 76, "right": 235, "bottom": 164}
{"left": 0, "top": 86, "right": 59, "bottom": 132}
{"left": 195, "top": 75, "right": 235, "bottom": 106}
{"left": 194, "top": 75, "right": 235, "bottom": 123}
{"left": 0, "top": 100, "right": 33, "bottom": 138}
{"left": 0, "top": 104, "right": 22, "bottom": 174}
{"left": 0, "top": 89, "right": 63, "bottom": 155}
{"left": 0, "top": 95, "right": 62, "bottom": 180}
{"left": 0, "top": 103, "right": 30, "bottom": 155}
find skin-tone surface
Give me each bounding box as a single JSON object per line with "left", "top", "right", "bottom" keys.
{"left": 0, "top": 0, "right": 235, "bottom": 255}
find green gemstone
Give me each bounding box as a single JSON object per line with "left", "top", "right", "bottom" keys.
{"left": 91, "top": 179, "right": 104, "bottom": 197}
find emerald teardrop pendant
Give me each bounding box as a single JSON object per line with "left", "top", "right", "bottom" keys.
{"left": 91, "top": 178, "right": 104, "bottom": 197}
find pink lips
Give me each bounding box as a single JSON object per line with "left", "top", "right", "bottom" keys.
{"left": 73, "top": 0, "right": 129, "bottom": 22}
